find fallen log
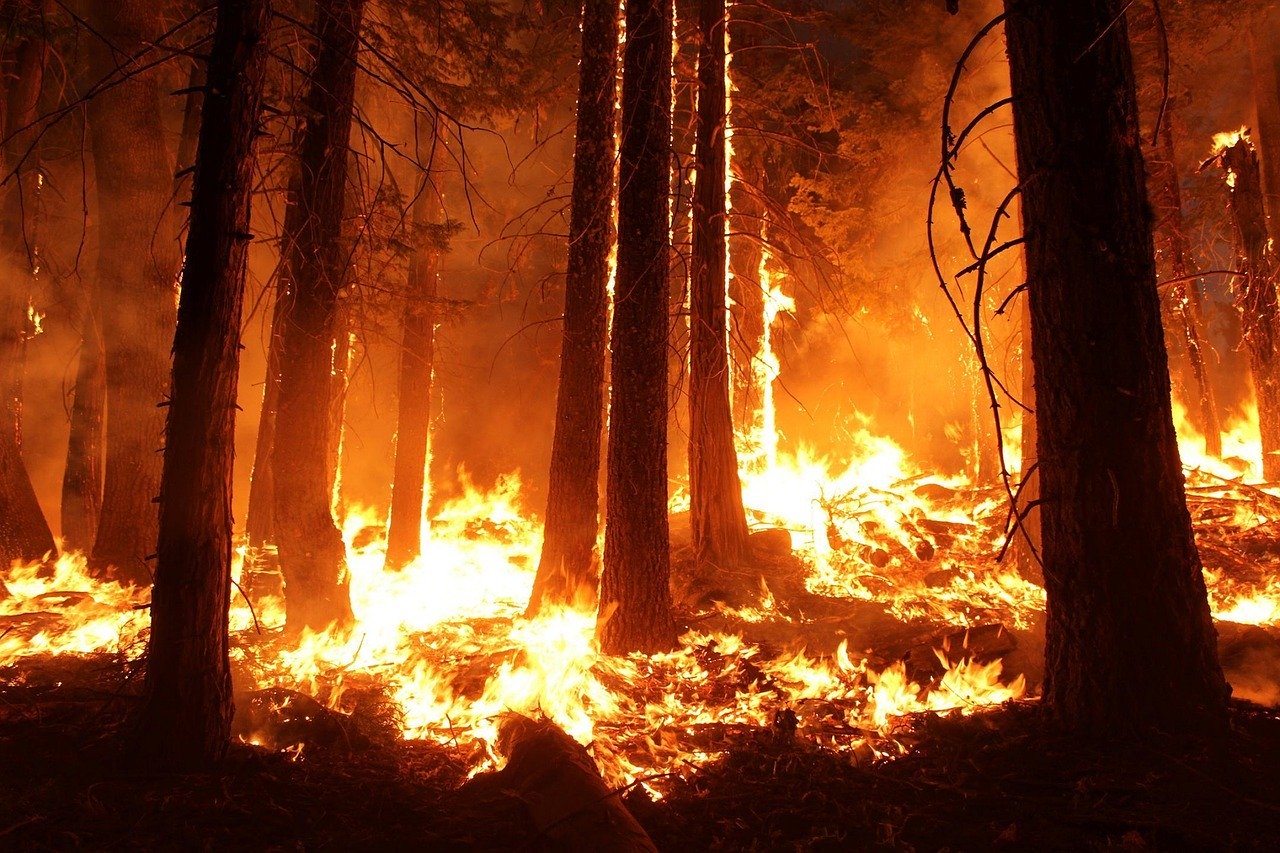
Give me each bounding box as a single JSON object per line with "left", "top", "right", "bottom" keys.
{"left": 491, "top": 713, "right": 656, "bottom": 852}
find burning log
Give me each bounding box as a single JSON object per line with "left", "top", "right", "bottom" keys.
{"left": 483, "top": 713, "right": 657, "bottom": 852}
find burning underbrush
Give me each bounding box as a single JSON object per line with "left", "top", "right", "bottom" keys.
{"left": 3, "top": 419, "right": 1280, "bottom": 801}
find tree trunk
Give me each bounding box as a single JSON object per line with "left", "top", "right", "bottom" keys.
{"left": 689, "top": 0, "right": 750, "bottom": 568}
{"left": 385, "top": 176, "right": 441, "bottom": 571}
{"left": 525, "top": 0, "right": 619, "bottom": 614}
{"left": 1128, "top": 1, "right": 1222, "bottom": 456}
{"left": 60, "top": 299, "right": 105, "bottom": 552}
{"left": 598, "top": 0, "right": 677, "bottom": 655}
{"left": 139, "top": 0, "right": 270, "bottom": 770}
{"left": 1003, "top": 0, "right": 1228, "bottom": 735}
{"left": 1219, "top": 138, "right": 1280, "bottom": 483}
{"left": 84, "top": 0, "right": 183, "bottom": 585}
{"left": 1249, "top": 8, "right": 1280, "bottom": 224}
{"left": 271, "top": 0, "right": 364, "bottom": 634}
{"left": 727, "top": 176, "right": 764, "bottom": 433}
{"left": 244, "top": 289, "right": 283, "bottom": 548}
{"left": 0, "top": 0, "right": 55, "bottom": 564}
{"left": 326, "top": 298, "right": 351, "bottom": 517}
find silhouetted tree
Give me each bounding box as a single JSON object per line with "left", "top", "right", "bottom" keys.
{"left": 525, "top": 0, "right": 619, "bottom": 614}
{"left": 271, "top": 0, "right": 365, "bottom": 634}
{"left": 140, "top": 0, "right": 271, "bottom": 769}
{"left": 1003, "top": 0, "right": 1228, "bottom": 734}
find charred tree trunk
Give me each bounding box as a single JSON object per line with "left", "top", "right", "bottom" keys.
{"left": 139, "top": 0, "right": 270, "bottom": 769}
{"left": 1219, "top": 138, "right": 1280, "bottom": 483}
{"left": 525, "top": 0, "right": 619, "bottom": 614}
{"left": 689, "top": 0, "right": 750, "bottom": 568}
{"left": 1003, "top": 0, "right": 1228, "bottom": 735}
{"left": 598, "top": 0, "right": 677, "bottom": 655}
{"left": 60, "top": 300, "right": 105, "bottom": 552}
{"left": 384, "top": 177, "right": 441, "bottom": 571}
{"left": 1249, "top": 8, "right": 1280, "bottom": 224}
{"left": 1128, "top": 1, "right": 1222, "bottom": 456}
{"left": 84, "top": 0, "right": 183, "bottom": 585}
{"left": 271, "top": 0, "right": 364, "bottom": 634}
{"left": 0, "top": 0, "right": 55, "bottom": 563}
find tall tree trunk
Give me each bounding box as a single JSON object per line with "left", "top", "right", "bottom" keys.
{"left": 385, "top": 173, "right": 441, "bottom": 571}
{"left": 1218, "top": 137, "right": 1280, "bottom": 483}
{"left": 0, "top": 0, "right": 55, "bottom": 563}
{"left": 688, "top": 0, "right": 749, "bottom": 568}
{"left": 598, "top": 0, "right": 677, "bottom": 655}
{"left": 60, "top": 299, "right": 105, "bottom": 552}
{"left": 140, "top": 0, "right": 270, "bottom": 769}
{"left": 84, "top": 0, "right": 183, "bottom": 585}
{"left": 1128, "top": 0, "right": 1222, "bottom": 457}
{"left": 525, "top": 0, "right": 619, "bottom": 614}
{"left": 1249, "top": 8, "right": 1280, "bottom": 224}
{"left": 272, "top": 0, "right": 364, "bottom": 634}
{"left": 1003, "top": 0, "right": 1228, "bottom": 735}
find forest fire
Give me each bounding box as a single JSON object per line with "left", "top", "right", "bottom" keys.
{"left": 4, "top": 0, "right": 1280, "bottom": 848}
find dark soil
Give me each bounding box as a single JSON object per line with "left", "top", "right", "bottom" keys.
{"left": 3, "top": 656, "right": 1278, "bottom": 851}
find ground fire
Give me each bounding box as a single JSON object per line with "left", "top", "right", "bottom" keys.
{"left": 2, "top": 0, "right": 1279, "bottom": 849}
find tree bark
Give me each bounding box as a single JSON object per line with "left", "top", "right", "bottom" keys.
{"left": 0, "top": 0, "right": 55, "bottom": 564}
{"left": 384, "top": 175, "right": 441, "bottom": 571}
{"left": 1003, "top": 0, "right": 1228, "bottom": 735}
{"left": 1128, "top": 1, "right": 1222, "bottom": 456}
{"left": 525, "top": 0, "right": 618, "bottom": 614}
{"left": 727, "top": 176, "right": 764, "bottom": 432}
{"left": 60, "top": 299, "right": 105, "bottom": 552}
{"left": 598, "top": 0, "right": 677, "bottom": 655}
{"left": 688, "top": 0, "right": 750, "bottom": 568}
{"left": 1219, "top": 138, "right": 1280, "bottom": 483}
{"left": 139, "top": 0, "right": 270, "bottom": 770}
{"left": 271, "top": 0, "right": 364, "bottom": 634}
{"left": 1249, "top": 8, "right": 1280, "bottom": 224}
{"left": 84, "top": 0, "right": 183, "bottom": 585}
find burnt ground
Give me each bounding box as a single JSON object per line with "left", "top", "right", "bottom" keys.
{"left": 2, "top": 656, "right": 1279, "bottom": 852}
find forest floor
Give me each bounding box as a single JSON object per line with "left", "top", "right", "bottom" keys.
{"left": 3, "top": 655, "right": 1279, "bottom": 851}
